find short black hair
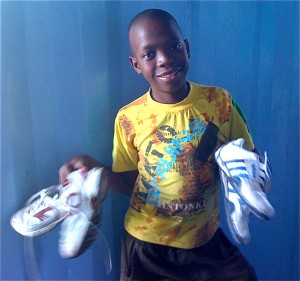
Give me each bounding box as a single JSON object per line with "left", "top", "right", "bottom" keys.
{"left": 128, "top": 9, "right": 183, "bottom": 36}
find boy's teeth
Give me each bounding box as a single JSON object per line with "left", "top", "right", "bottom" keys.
{"left": 161, "top": 70, "right": 178, "bottom": 77}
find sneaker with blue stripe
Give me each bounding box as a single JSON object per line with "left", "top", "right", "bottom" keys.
{"left": 215, "top": 138, "right": 275, "bottom": 220}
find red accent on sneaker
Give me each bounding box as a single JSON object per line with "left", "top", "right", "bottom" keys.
{"left": 34, "top": 206, "right": 53, "bottom": 221}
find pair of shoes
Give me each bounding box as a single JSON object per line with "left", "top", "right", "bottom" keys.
{"left": 215, "top": 138, "right": 275, "bottom": 244}
{"left": 10, "top": 167, "right": 108, "bottom": 258}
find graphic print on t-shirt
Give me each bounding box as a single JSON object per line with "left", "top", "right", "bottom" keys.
{"left": 130, "top": 116, "right": 220, "bottom": 223}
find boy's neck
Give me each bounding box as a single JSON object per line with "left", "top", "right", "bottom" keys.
{"left": 150, "top": 82, "right": 190, "bottom": 104}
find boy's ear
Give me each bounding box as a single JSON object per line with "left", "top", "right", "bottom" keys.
{"left": 129, "top": 56, "right": 142, "bottom": 75}
{"left": 184, "top": 39, "right": 190, "bottom": 59}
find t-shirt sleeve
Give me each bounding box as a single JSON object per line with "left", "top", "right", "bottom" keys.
{"left": 112, "top": 112, "right": 138, "bottom": 172}
{"left": 229, "top": 98, "right": 255, "bottom": 150}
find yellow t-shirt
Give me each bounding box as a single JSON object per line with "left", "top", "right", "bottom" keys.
{"left": 112, "top": 82, "right": 254, "bottom": 249}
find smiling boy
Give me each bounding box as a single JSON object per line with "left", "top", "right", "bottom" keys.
{"left": 60, "top": 9, "right": 258, "bottom": 281}
{"left": 128, "top": 12, "right": 190, "bottom": 104}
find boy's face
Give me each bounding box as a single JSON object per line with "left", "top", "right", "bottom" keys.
{"left": 129, "top": 17, "right": 190, "bottom": 103}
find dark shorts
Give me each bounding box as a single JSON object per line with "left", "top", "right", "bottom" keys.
{"left": 120, "top": 228, "right": 257, "bottom": 281}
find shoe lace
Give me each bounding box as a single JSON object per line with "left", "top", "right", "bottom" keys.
{"left": 25, "top": 189, "right": 57, "bottom": 216}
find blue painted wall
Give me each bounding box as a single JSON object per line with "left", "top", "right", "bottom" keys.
{"left": 1, "top": 1, "right": 299, "bottom": 280}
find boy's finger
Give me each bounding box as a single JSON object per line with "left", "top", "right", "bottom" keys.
{"left": 59, "top": 164, "right": 74, "bottom": 184}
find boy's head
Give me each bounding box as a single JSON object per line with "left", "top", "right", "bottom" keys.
{"left": 128, "top": 9, "right": 190, "bottom": 104}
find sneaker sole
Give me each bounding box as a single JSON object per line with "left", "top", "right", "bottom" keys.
{"left": 220, "top": 170, "right": 251, "bottom": 244}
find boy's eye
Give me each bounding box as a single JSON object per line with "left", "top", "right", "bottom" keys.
{"left": 142, "top": 51, "right": 155, "bottom": 59}
{"left": 170, "top": 43, "right": 182, "bottom": 50}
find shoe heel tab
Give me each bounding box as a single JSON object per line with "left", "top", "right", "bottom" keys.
{"left": 235, "top": 138, "right": 245, "bottom": 148}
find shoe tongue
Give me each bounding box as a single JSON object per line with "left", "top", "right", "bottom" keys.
{"left": 235, "top": 138, "right": 245, "bottom": 148}
{"left": 67, "top": 170, "right": 85, "bottom": 182}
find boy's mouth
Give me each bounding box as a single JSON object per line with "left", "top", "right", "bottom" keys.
{"left": 155, "top": 67, "right": 181, "bottom": 79}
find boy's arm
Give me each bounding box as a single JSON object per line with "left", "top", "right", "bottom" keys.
{"left": 59, "top": 155, "right": 137, "bottom": 195}
{"left": 109, "top": 169, "right": 138, "bottom": 195}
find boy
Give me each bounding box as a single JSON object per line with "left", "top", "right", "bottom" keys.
{"left": 60, "top": 9, "right": 257, "bottom": 281}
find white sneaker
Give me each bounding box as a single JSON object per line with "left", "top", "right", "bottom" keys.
{"left": 215, "top": 138, "right": 275, "bottom": 220}
{"left": 10, "top": 185, "right": 72, "bottom": 237}
{"left": 220, "top": 169, "right": 251, "bottom": 244}
{"left": 59, "top": 167, "right": 108, "bottom": 258}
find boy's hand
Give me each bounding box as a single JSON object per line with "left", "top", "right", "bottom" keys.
{"left": 59, "top": 155, "right": 102, "bottom": 184}
{"left": 59, "top": 155, "right": 138, "bottom": 196}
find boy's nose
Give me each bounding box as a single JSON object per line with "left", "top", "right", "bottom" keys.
{"left": 157, "top": 51, "right": 174, "bottom": 66}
